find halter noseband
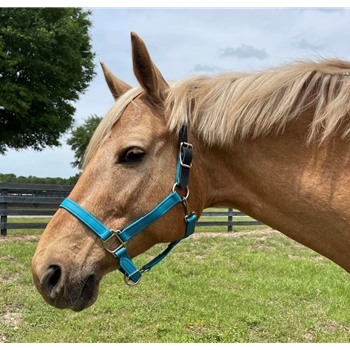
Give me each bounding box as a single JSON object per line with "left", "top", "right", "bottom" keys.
{"left": 59, "top": 125, "right": 196, "bottom": 286}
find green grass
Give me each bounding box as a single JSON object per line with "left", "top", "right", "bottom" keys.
{"left": 2, "top": 226, "right": 350, "bottom": 343}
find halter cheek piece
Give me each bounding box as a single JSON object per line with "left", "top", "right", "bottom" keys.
{"left": 60, "top": 125, "right": 197, "bottom": 286}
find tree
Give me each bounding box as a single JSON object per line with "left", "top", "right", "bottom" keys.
{"left": 67, "top": 114, "right": 102, "bottom": 169}
{"left": 0, "top": 8, "right": 96, "bottom": 154}
{"left": 0, "top": 172, "right": 81, "bottom": 185}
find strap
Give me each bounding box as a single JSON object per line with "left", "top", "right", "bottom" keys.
{"left": 185, "top": 213, "right": 197, "bottom": 237}
{"left": 115, "top": 247, "right": 142, "bottom": 283}
{"left": 141, "top": 239, "right": 182, "bottom": 272}
{"left": 61, "top": 192, "right": 183, "bottom": 244}
{"left": 140, "top": 212, "right": 197, "bottom": 273}
{"left": 179, "top": 124, "right": 188, "bottom": 144}
{"left": 176, "top": 125, "right": 193, "bottom": 189}
{"left": 118, "top": 191, "right": 182, "bottom": 242}
{"left": 60, "top": 198, "right": 111, "bottom": 241}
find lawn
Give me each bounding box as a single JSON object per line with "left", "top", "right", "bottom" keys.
{"left": 1, "top": 224, "right": 350, "bottom": 343}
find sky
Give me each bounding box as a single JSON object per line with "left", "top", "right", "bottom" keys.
{"left": 1, "top": 3, "right": 350, "bottom": 178}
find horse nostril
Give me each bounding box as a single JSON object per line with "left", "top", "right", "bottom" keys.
{"left": 40, "top": 265, "right": 63, "bottom": 299}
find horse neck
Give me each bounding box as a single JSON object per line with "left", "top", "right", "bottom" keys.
{"left": 194, "top": 115, "right": 350, "bottom": 272}
{"left": 197, "top": 118, "right": 318, "bottom": 216}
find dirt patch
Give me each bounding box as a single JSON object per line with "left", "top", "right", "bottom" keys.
{"left": 1, "top": 255, "right": 16, "bottom": 261}
{"left": 1, "top": 303, "right": 24, "bottom": 333}
{"left": 0, "top": 235, "right": 40, "bottom": 243}
{"left": 1, "top": 312, "right": 22, "bottom": 329}
{"left": 191, "top": 228, "right": 277, "bottom": 239}
{"left": 0, "top": 273, "right": 19, "bottom": 283}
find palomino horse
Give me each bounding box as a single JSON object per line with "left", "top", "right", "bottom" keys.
{"left": 32, "top": 32, "right": 350, "bottom": 311}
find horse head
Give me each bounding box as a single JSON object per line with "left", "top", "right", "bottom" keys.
{"left": 31, "top": 32, "right": 206, "bottom": 311}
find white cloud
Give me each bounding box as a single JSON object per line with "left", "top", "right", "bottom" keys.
{"left": 220, "top": 44, "right": 269, "bottom": 60}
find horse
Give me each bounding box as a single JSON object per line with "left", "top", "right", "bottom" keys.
{"left": 32, "top": 32, "right": 350, "bottom": 312}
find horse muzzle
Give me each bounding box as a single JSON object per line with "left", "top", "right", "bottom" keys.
{"left": 32, "top": 262, "right": 99, "bottom": 312}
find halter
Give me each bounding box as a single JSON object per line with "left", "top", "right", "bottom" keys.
{"left": 59, "top": 125, "right": 197, "bottom": 286}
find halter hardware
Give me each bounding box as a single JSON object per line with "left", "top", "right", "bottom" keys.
{"left": 179, "top": 142, "right": 193, "bottom": 168}
{"left": 102, "top": 229, "right": 126, "bottom": 255}
{"left": 60, "top": 125, "right": 196, "bottom": 286}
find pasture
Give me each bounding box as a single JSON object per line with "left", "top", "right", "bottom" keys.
{"left": 2, "top": 220, "right": 350, "bottom": 342}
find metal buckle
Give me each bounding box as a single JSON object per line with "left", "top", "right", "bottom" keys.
{"left": 102, "top": 229, "right": 126, "bottom": 255}
{"left": 179, "top": 142, "right": 193, "bottom": 169}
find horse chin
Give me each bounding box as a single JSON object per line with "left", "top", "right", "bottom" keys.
{"left": 71, "top": 274, "right": 99, "bottom": 312}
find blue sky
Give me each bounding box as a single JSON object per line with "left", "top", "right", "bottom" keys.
{"left": 1, "top": 4, "right": 350, "bottom": 178}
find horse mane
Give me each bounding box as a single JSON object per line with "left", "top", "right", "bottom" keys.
{"left": 83, "top": 58, "right": 350, "bottom": 168}
{"left": 167, "top": 58, "right": 350, "bottom": 146}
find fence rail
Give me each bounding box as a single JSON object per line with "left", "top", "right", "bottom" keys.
{"left": 1, "top": 183, "right": 71, "bottom": 236}
{"left": 0, "top": 183, "right": 263, "bottom": 236}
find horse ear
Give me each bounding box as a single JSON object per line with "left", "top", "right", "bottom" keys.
{"left": 131, "top": 32, "right": 169, "bottom": 105}
{"left": 100, "top": 61, "right": 132, "bottom": 100}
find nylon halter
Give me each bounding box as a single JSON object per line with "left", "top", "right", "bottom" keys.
{"left": 60, "top": 125, "right": 197, "bottom": 286}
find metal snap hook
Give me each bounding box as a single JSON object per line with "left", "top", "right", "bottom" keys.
{"left": 181, "top": 196, "right": 191, "bottom": 217}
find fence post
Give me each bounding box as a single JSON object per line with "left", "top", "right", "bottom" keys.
{"left": 34, "top": 189, "right": 39, "bottom": 208}
{"left": 228, "top": 207, "right": 233, "bottom": 232}
{"left": 1, "top": 188, "right": 8, "bottom": 237}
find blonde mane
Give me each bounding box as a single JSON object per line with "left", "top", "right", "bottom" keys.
{"left": 167, "top": 58, "right": 350, "bottom": 146}
{"left": 83, "top": 58, "right": 350, "bottom": 168}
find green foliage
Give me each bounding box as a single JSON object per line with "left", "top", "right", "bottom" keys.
{"left": 67, "top": 114, "right": 102, "bottom": 169}
{"left": 0, "top": 8, "right": 96, "bottom": 154}
{"left": 0, "top": 172, "right": 80, "bottom": 185}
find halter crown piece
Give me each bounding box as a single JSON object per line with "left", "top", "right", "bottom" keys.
{"left": 60, "top": 125, "right": 197, "bottom": 286}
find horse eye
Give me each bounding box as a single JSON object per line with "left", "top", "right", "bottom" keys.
{"left": 118, "top": 147, "right": 145, "bottom": 163}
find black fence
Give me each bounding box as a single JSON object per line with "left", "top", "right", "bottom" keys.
{"left": 0, "top": 183, "right": 72, "bottom": 236}
{"left": 0, "top": 183, "right": 263, "bottom": 237}
{"left": 197, "top": 208, "right": 263, "bottom": 231}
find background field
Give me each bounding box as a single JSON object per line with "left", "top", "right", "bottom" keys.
{"left": 2, "top": 222, "right": 350, "bottom": 343}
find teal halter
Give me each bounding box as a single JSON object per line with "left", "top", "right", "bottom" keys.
{"left": 60, "top": 125, "right": 197, "bottom": 286}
